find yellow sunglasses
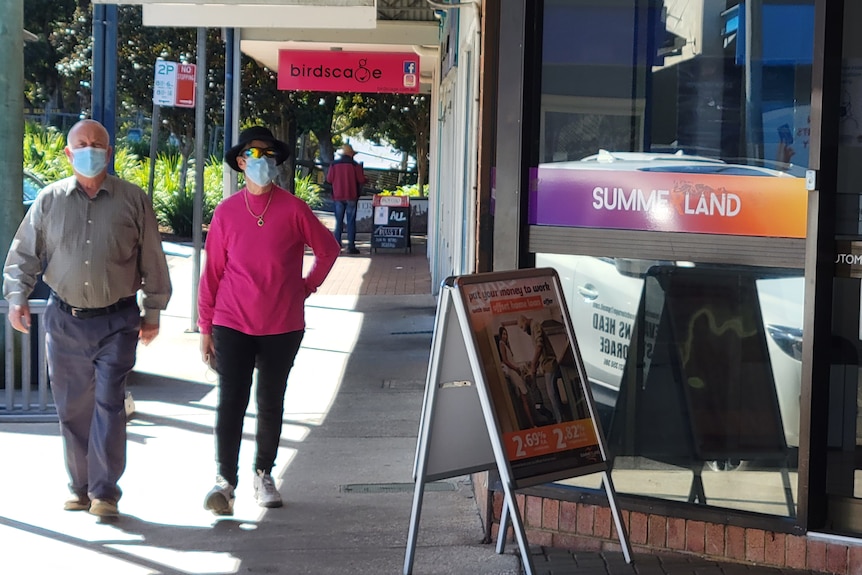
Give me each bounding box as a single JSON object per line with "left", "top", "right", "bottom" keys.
{"left": 242, "top": 147, "right": 278, "bottom": 159}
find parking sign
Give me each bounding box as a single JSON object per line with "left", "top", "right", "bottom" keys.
{"left": 153, "top": 60, "right": 177, "bottom": 106}
{"left": 153, "top": 60, "right": 196, "bottom": 108}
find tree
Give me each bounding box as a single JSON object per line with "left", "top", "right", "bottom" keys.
{"left": 24, "top": 0, "right": 90, "bottom": 118}
{"left": 347, "top": 93, "right": 430, "bottom": 191}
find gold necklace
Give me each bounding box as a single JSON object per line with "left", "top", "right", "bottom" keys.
{"left": 244, "top": 190, "right": 274, "bottom": 227}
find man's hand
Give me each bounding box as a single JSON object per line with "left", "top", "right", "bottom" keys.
{"left": 139, "top": 322, "right": 160, "bottom": 345}
{"left": 8, "top": 304, "right": 32, "bottom": 334}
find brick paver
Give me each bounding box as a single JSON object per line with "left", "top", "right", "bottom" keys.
{"left": 306, "top": 231, "right": 431, "bottom": 297}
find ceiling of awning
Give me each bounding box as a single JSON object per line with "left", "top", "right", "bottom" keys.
{"left": 132, "top": 0, "right": 441, "bottom": 84}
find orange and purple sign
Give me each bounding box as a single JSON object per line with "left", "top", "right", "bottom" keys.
{"left": 277, "top": 50, "right": 419, "bottom": 94}
{"left": 530, "top": 167, "right": 808, "bottom": 238}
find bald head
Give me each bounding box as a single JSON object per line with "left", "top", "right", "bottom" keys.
{"left": 67, "top": 119, "right": 109, "bottom": 149}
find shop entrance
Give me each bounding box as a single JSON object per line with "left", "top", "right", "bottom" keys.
{"left": 823, "top": 0, "right": 862, "bottom": 536}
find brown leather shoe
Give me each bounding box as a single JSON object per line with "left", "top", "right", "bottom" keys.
{"left": 89, "top": 498, "right": 119, "bottom": 517}
{"left": 64, "top": 494, "right": 90, "bottom": 511}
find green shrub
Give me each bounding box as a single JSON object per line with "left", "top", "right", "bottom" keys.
{"left": 147, "top": 155, "right": 223, "bottom": 238}
{"left": 379, "top": 183, "right": 428, "bottom": 197}
{"left": 294, "top": 172, "right": 323, "bottom": 209}
{"left": 23, "top": 123, "right": 72, "bottom": 183}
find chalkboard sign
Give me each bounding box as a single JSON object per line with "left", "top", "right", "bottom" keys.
{"left": 372, "top": 195, "right": 411, "bottom": 252}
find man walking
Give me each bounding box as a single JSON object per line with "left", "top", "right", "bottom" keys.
{"left": 326, "top": 143, "right": 366, "bottom": 254}
{"left": 3, "top": 119, "right": 172, "bottom": 518}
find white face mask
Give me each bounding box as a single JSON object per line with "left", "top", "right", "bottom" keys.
{"left": 71, "top": 147, "right": 108, "bottom": 177}
{"left": 244, "top": 157, "right": 279, "bottom": 186}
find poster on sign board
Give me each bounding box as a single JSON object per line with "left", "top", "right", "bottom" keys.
{"left": 453, "top": 269, "right": 604, "bottom": 484}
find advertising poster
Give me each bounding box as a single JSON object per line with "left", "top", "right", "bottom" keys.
{"left": 454, "top": 271, "right": 604, "bottom": 482}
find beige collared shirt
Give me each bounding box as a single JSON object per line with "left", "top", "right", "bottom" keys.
{"left": 3, "top": 175, "right": 172, "bottom": 323}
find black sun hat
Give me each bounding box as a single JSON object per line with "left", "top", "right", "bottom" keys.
{"left": 224, "top": 126, "right": 290, "bottom": 172}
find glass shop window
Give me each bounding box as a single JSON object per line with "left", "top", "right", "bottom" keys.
{"left": 534, "top": 0, "right": 813, "bottom": 518}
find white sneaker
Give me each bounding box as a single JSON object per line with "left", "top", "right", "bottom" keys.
{"left": 204, "top": 475, "right": 235, "bottom": 516}
{"left": 253, "top": 470, "right": 283, "bottom": 508}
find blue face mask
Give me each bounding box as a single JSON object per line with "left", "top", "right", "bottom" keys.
{"left": 244, "top": 157, "right": 279, "bottom": 186}
{"left": 71, "top": 147, "right": 108, "bottom": 178}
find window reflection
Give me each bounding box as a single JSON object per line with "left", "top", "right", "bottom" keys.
{"left": 540, "top": 0, "right": 812, "bottom": 176}
{"left": 539, "top": 253, "right": 804, "bottom": 516}
{"left": 536, "top": 0, "right": 813, "bottom": 517}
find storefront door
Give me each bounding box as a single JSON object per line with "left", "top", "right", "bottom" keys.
{"left": 524, "top": 0, "right": 819, "bottom": 526}
{"left": 823, "top": 0, "right": 862, "bottom": 537}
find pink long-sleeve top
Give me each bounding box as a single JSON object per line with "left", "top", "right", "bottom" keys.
{"left": 197, "top": 186, "right": 340, "bottom": 336}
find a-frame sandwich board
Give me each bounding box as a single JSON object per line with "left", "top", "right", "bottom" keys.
{"left": 404, "top": 269, "right": 632, "bottom": 575}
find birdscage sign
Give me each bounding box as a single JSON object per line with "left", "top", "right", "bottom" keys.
{"left": 153, "top": 60, "right": 196, "bottom": 108}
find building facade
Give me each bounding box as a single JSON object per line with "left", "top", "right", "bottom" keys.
{"left": 476, "top": 1, "right": 862, "bottom": 573}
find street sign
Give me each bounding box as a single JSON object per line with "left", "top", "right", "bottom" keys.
{"left": 153, "top": 60, "right": 196, "bottom": 108}
{"left": 175, "top": 63, "right": 197, "bottom": 108}
{"left": 153, "top": 60, "right": 177, "bottom": 106}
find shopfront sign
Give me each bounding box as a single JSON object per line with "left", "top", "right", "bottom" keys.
{"left": 277, "top": 50, "right": 419, "bottom": 94}
{"left": 530, "top": 167, "right": 808, "bottom": 238}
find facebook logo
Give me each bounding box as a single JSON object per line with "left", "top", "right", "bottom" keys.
{"left": 403, "top": 61, "right": 417, "bottom": 74}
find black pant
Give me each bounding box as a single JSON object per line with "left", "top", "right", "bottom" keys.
{"left": 211, "top": 326, "right": 304, "bottom": 487}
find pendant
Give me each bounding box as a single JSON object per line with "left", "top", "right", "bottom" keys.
{"left": 257, "top": 217, "right": 264, "bottom": 227}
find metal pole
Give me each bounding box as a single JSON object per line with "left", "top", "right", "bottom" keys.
{"left": 0, "top": 0, "right": 25, "bottom": 378}
{"left": 191, "top": 27, "right": 206, "bottom": 332}
{"left": 92, "top": 5, "right": 105, "bottom": 127}
{"left": 228, "top": 29, "right": 241, "bottom": 198}
{"left": 223, "top": 27, "right": 235, "bottom": 199}
{"left": 91, "top": 4, "right": 118, "bottom": 172}
{"left": 147, "top": 104, "right": 161, "bottom": 200}
{"left": 744, "top": 0, "right": 764, "bottom": 160}
{"left": 104, "top": 4, "right": 118, "bottom": 156}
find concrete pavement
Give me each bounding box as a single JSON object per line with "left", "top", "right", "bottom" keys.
{"left": 0, "top": 234, "right": 522, "bottom": 575}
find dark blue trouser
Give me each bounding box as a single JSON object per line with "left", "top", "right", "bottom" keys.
{"left": 333, "top": 200, "right": 358, "bottom": 249}
{"left": 45, "top": 300, "right": 140, "bottom": 502}
{"left": 211, "top": 326, "right": 304, "bottom": 487}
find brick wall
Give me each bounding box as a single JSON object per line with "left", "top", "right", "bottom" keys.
{"left": 484, "top": 488, "right": 862, "bottom": 575}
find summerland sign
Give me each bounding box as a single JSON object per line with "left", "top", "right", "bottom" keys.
{"left": 278, "top": 50, "right": 419, "bottom": 94}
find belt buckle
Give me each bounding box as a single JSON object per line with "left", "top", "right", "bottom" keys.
{"left": 70, "top": 307, "right": 83, "bottom": 318}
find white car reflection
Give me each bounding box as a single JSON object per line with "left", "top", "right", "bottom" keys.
{"left": 535, "top": 151, "right": 804, "bottom": 449}
{"left": 538, "top": 254, "right": 804, "bottom": 449}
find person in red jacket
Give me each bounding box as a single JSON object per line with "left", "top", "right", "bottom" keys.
{"left": 326, "top": 144, "right": 366, "bottom": 255}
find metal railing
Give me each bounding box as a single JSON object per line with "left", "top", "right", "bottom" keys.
{"left": 0, "top": 300, "right": 56, "bottom": 421}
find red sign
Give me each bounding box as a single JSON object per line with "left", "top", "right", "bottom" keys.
{"left": 174, "top": 63, "right": 196, "bottom": 108}
{"left": 278, "top": 50, "right": 419, "bottom": 94}
{"left": 372, "top": 194, "right": 410, "bottom": 207}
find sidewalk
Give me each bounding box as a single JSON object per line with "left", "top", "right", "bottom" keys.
{"left": 0, "top": 233, "right": 521, "bottom": 575}
{"left": 0, "top": 223, "right": 822, "bottom": 574}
